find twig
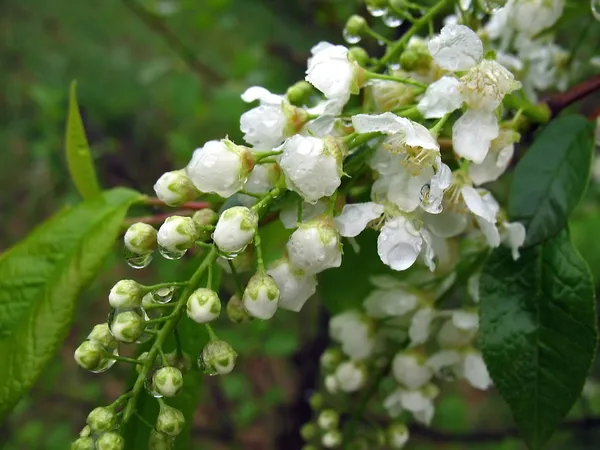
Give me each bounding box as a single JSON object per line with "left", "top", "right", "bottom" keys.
{"left": 545, "top": 73, "right": 600, "bottom": 118}
{"left": 120, "top": 0, "right": 224, "bottom": 85}
{"left": 123, "top": 210, "right": 194, "bottom": 226}
{"left": 144, "top": 197, "right": 211, "bottom": 210}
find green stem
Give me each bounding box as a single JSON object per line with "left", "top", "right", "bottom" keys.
{"left": 345, "top": 132, "right": 382, "bottom": 149}
{"left": 158, "top": 347, "right": 169, "bottom": 366}
{"left": 379, "top": 0, "right": 454, "bottom": 67}
{"left": 205, "top": 323, "right": 218, "bottom": 342}
{"left": 254, "top": 229, "right": 265, "bottom": 272}
{"left": 143, "top": 281, "right": 189, "bottom": 293}
{"left": 429, "top": 113, "right": 451, "bottom": 137}
{"left": 107, "top": 355, "right": 144, "bottom": 365}
{"left": 251, "top": 187, "right": 282, "bottom": 213}
{"left": 364, "top": 28, "right": 392, "bottom": 45}
{"left": 365, "top": 71, "right": 427, "bottom": 89}
{"left": 144, "top": 303, "right": 176, "bottom": 311}
{"left": 122, "top": 246, "right": 218, "bottom": 423}
{"left": 327, "top": 191, "right": 338, "bottom": 216}
{"left": 145, "top": 316, "right": 174, "bottom": 325}
{"left": 503, "top": 94, "right": 551, "bottom": 124}
{"left": 254, "top": 150, "right": 283, "bottom": 163}
{"left": 228, "top": 260, "right": 245, "bottom": 298}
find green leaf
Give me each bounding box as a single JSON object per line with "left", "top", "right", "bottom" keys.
{"left": 0, "top": 188, "right": 141, "bottom": 420}
{"left": 479, "top": 231, "right": 598, "bottom": 449}
{"left": 570, "top": 210, "right": 600, "bottom": 285}
{"left": 508, "top": 115, "right": 594, "bottom": 247}
{"left": 66, "top": 80, "right": 101, "bottom": 199}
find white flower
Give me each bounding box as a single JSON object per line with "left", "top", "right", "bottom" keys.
{"left": 317, "top": 410, "right": 339, "bottom": 430}
{"left": 392, "top": 353, "right": 433, "bottom": 390}
{"left": 427, "top": 24, "right": 483, "bottom": 72}
{"left": 153, "top": 170, "right": 199, "bottom": 206}
{"left": 243, "top": 163, "right": 279, "bottom": 197}
{"left": 213, "top": 206, "right": 258, "bottom": 255}
{"left": 152, "top": 367, "right": 183, "bottom": 397}
{"left": 409, "top": 307, "right": 435, "bottom": 346}
{"left": 452, "top": 110, "right": 500, "bottom": 163}
{"left": 242, "top": 273, "right": 280, "bottom": 320}
{"left": 505, "top": 0, "right": 564, "bottom": 37}
{"left": 186, "top": 288, "right": 221, "bottom": 323}
{"left": 383, "top": 386, "right": 438, "bottom": 425}
{"left": 267, "top": 258, "right": 317, "bottom": 312}
{"left": 186, "top": 139, "right": 254, "bottom": 198}
{"left": 422, "top": 208, "right": 468, "bottom": 238}
{"left": 109, "top": 310, "right": 145, "bottom": 343}
{"left": 461, "top": 187, "right": 501, "bottom": 247}
{"left": 460, "top": 60, "right": 521, "bottom": 111}
{"left": 364, "top": 287, "right": 418, "bottom": 318}
{"left": 287, "top": 217, "right": 342, "bottom": 275}
{"left": 324, "top": 374, "right": 339, "bottom": 394}
{"left": 240, "top": 86, "right": 287, "bottom": 149}
{"left": 427, "top": 349, "right": 491, "bottom": 390}
{"left": 157, "top": 216, "right": 199, "bottom": 253}
{"left": 417, "top": 76, "right": 463, "bottom": 119}
{"left": 501, "top": 221, "right": 526, "bottom": 260}
{"left": 334, "top": 202, "right": 385, "bottom": 237}
{"left": 306, "top": 42, "right": 360, "bottom": 101}
{"left": 470, "top": 130, "right": 516, "bottom": 185}
{"left": 375, "top": 165, "right": 434, "bottom": 213}
{"left": 330, "top": 310, "right": 375, "bottom": 360}
{"left": 280, "top": 135, "right": 342, "bottom": 203}
{"left": 377, "top": 216, "right": 435, "bottom": 272}
{"left": 437, "top": 313, "right": 478, "bottom": 349}
{"left": 462, "top": 351, "right": 492, "bottom": 390}
{"left": 109, "top": 280, "right": 143, "bottom": 308}
{"left": 280, "top": 200, "right": 328, "bottom": 229}
{"left": 334, "top": 361, "right": 366, "bottom": 392}
{"left": 124, "top": 223, "right": 157, "bottom": 255}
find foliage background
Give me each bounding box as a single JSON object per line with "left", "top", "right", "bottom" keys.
{"left": 1, "top": 0, "right": 600, "bottom": 448}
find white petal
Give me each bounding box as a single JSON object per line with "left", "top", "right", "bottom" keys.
{"left": 364, "top": 288, "right": 419, "bottom": 318}
{"left": 241, "top": 86, "right": 283, "bottom": 105}
{"left": 240, "top": 105, "right": 286, "bottom": 149}
{"left": 463, "top": 352, "right": 492, "bottom": 390}
{"left": 461, "top": 186, "right": 496, "bottom": 223}
{"left": 392, "top": 354, "right": 433, "bottom": 390}
{"left": 409, "top": 307, "right": 435, "bottom": 346}
{"left": 352, "top": 112, "right": 408, "bottom": 134}
{"left": 419, "top": 227, "right": 436, "bottom": 272}
{"left": 422, "top": 209, "right": 468, "bottom": 238}
{"left": 420, "top": 161, "right": 451, "bottom": 214}
{"left": 306, "top": 43, "right": 354, "bottom": 100}
{"left": 437, "top": 319, "right": 476, "bottom": 348}
{"left": 502, "top": 221, "right": 526, "bottom": 260}
{"left": 452, "top": 110, "right": 499, "bottom": 164}
{"left": 452, "top": 311, "right": 479, "bottom": 331}
{"left": 427, "top": 350, "right": 462, "bottom": 373}
{"left": 476, "top": 216, "right": 501, "bottom": 247}
{"left": 468, "top": 274, "right": 480, "bottom": 303}
{"left": 469, "top": 144, "right": 514, "bottom": 185}
{"left": 334, "top": 202, "right": 384, "bottom": 237}
{"left": 267, "top": 261, "right": 317, "bottom": 312}
{"left": 417, "top": 76, "right": 464, "bottom": 118}
{"left": 377, "top": 217, "right": 423, "bottom": 271}
{"left": 428, "top": 24, "right": 483, "bottom": 71}
{"left": 387, "top": 167, "right": 432, "bottom": 213}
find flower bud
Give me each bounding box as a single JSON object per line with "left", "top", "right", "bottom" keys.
{"left": 387, "top": 422, "right": 409, "bottom": 449}
{"left": 300, "top": 423, "right": 318, "bottom": 440}
{"left": 226, "top": 294, "right": 252, "bottom": 323}
{"left": 345, "top": 15, "right": 367, "bottom": 36}
{"left": 286, "top": 81, "right": 314, "bottom": 106}
{"left": 286, "top": 217, "right": 342, "bottom": 276}
{"left": 309, "top": 392, "right": 325, "bottom": 410}
{"left": 87, "top": 323, "right": 118, "bottom": 349}
{"left": 324, "top": 374, "right": 338, "bottom": 394}
{"left": 186, "top": 139, "right": 254, "bottom": 198}
{"left": 320, "top": 348, "right": 343, "bottom": 371}
{"left": 74, "top": 341, "right": 109, "bottom": 372}
{"left": 153, "top": 366, "right": 184, "bottom": 397}
{"left": 348, "top": 46, "right": 369, "bottom": 67}
{"left": 79, "top": 426, "right": 92, "bottom": 438}
{"left": 86, "top": 406, "right": 116, "bottom": 432}
{"left": 157, "top": 216, "right": 199, "bottom": 254}
{"left": 392, "top": 352, "right": 432, "bottom": 390}
{"left": 192, "top": 209, "right": 218, "bottom": 227}
{"left": 334, "top": 361, "right": 366, "bottom": 392}
{"left": 153, "top": 170, "right": 200, "bottom": 206}
{"left": 95, "top": 432, "right": 125, "bottom": 450}
{"left": 267, "top": 258, "right": 317, "bottom": 312}
{"left": 165, "top": 351, "right": 192, "bottom": 373}
{"left": 71, "top": 437, "right": 95, "bottom": 450}
{"left": 156, "top": 404, "right": 185, "bottom": 437}
{"left": 124, "top": 223, "right": 157, "bottom": 255}
{"left": 243, "top": 272, "right": 280, "bottom": 320}
{"left": 149, "top": 429, "right": 174, "bottom": 450}
{"left": 199, "top": 340, "right": 237, "bottom": 375}
{"left": 186, "top": 288, "right": 221, "bottom": 323}
{"left": 109, "top": 310, "right": 146, "bottom": 343}
{"left": 217, "top": 246, "right": 255, "bottom": 274}
{"left": 213, "top": 206, "right": 258, "bottom": 255}
{"left": 322, "top": 430, "right": 342, "bottom": 448}
{"left": 317, "top": 410, "right": 339, "bottom": 430}
{"left": 109, "top": 280, "right": 143, "bottom": 309}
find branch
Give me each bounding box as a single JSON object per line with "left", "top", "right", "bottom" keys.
{"left": 123, "top": 210, "right": 193, "bottom": 226}
{"left": 120, "top": 0, "right": 224, "bottom": 85}
{"left": 144, "top": 198, "right": 211, "bottom": 210}
{"left": 544, "top": 73, "right": 600, "bottom": 118}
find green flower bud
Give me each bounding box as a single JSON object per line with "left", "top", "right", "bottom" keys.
{"left": 300, "top": 423, "right": 318, "bottom": 441}
{"left": 186, "top": 288, "right": 221, "bottom": 324}
{"left": 348, "top": 47, "right": 370, "bottom": 67}
{"left": 165, "top": 351, "right": 192, "bottom": 373}
{"left": 156, "top": 404, "right": 185, "bottom": 437}
{"left": 322, "top": 430, "right": 342, "bottom": 448}
{"left": 157, "top": 216, "right": 199, "bottom": 255}
{"left": 74, "top": 341, "right": 109, "bottom": 372}
{"left": 109, "top": 310, "right": 146, "bottom": 343}
{"left": 95, "top": 431, "right": 125, "bottom": 450}
{"left": 317, "top": 409, "right": 339, "bottom": 430}
{"left": 153, "top": 169, "right": 200, "bottom": 207}
{"left": 87, "top": 323, "right": 118, "bottom": 349}
{"left": 153, "top": 367, "right": 184, "bottom": 397}
{"left": 149, "top": 429, "right": 174, "bottom": 450}
{"left": 226, "top": 295, "right": 252, "bottom": 323}
{"left": 217, "top": 246, "right": 256, "bottom": 274}
{"left": 387, "top": 422, "right": 409, "bottom": 449}
{"left": 71, "top": 437, "right": 95, "bottom": 450}
{"left": 79, "top": 426, "right": 92, "bottom": 438}
{"left": 308, "top": 392, "right": 325, "bottom": 411}
{"left": 192, "top": 209, "right": 218, "bottom": 227}
{"left": 199, "top": 340, "right": 237, "bottom": 375}
{"left": 345, "top": 15, "right": 367, "bottom": 36}
{"left": 243, "top": 272, "right": 280, "bottom": 320}
{"left": 109, "top": 280, "right": 144, "bottom": 309}
{"left": 124, "top": 223, "right": 157, "bottom": 255}
{"left": 320, "top": 348, "right": 343, "bottom": 371}
{"left": 86, "top": 406, "right": 116, "bottom": 433}
{"left": 286, "top": 81, "right": 313, "bottom": 106}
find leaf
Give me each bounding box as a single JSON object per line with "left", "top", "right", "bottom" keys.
{"left": 66, "top": 80, "right": 101, "bottom": 199}
{"left": 0, "top": 188, "right": 141, "bottom": 420}
{"left": 508, "top": 115, "right": 594, "bottom": 247}
{"left": 479, "top": 231, "right": 598, "bottom": 449}
{"left": 570, "top": 210, "right": 600, "bottom": 285}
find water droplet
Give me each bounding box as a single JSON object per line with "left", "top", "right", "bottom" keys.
{"left": 197, "top": 353, "right": 217, "bottom": 376}
{"left": 419, "top": 184, "right": 431, "bottom": 203}
{"left": 377, "top": 39, "right": 385, "bottom": 46}
{"left": 88, "top": 346, "right": 118, "bottom": 373}
{"left": 217, "top": 248, "right": 242, "bottom": 261}
{"left": 342, "top": 28, "right": 361, "bottom": 44}
{"left": 124, "top": 248, "right": 153, "bottom": 269}
{"left": 152, "top": 286, "right": 176, "bottom": 304}
{"left": 388, "top": 63, "right": 401, "bottom": 71}
{"left": 158, "top": 244, "right": 186, "bottom": 260}
{"left": 592, "top": 0, "right": 600, "bottom": 20}
{"left": 108, "top": 306, "right": 152, "bottom": 344}
{"left": 382, "top": 13, "right": 403, "bottom": 28}
{"left": 144, "top": 367, "right": 165, "bottom": 398}
{"left": 366, "top": 5, "right": 388, "bottom": 17}
{"left": 142, "top": 293, "right": 163, "bottom": 320}
{"left": 438, "top": 366, "right": 457, "bottom": 382}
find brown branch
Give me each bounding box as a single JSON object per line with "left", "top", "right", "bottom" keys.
{"left": 120, "top": 0, "right": 224, "bottom": 85}
{"left": 123, "top": 210, "right": 194, "bottom": 226}
{"left": 144, "top": 197, "right": 211, "bottom": 210}
{"left": 545, "top": 73, "right": 600, "bottom": 118}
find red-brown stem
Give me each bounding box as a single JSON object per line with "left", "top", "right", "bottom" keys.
{"left": 144, "top": 197, "right": 211, "bottom": 210}
{"left": 124, "top": 210, "right": 195, "bottom": 226}
{"left": 545, "top": 73, "right": 600, "bottom": 118}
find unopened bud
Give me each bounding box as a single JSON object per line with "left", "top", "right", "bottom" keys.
{"left": 309, "top": 392, "right": 325, "bottom": 410}
{"left": 199, "top": 340, "right": 237, "bottom": 375}
{"left": 156, "top": 404, "right": 185, "bottom": 437}
{"left": 186, "top": 288, "right": 221, "bottom": 323}
{"left": 124, "top": 222, "right": 157, "bottom": 255}
{"left": 300, "top": 423, "right": 318, "bottom": 441}
{"left": 226, "top": 294, "right": 252, "bottom": 323}
{"left": 95, "top": 431, "right": 125, "bottom": 450}
{"left": 320, "top": 348, "right": 343, "bottom": 371}
{"left": 322, "top": 430, "right": 342, "bottom": 448}
{"left": 149, "top": 429, "right": 174, "bottom": 450}
{"left": 87, "top": 323, "right": 118, "bottom": 349}
{"left": 71, "top": 437, "right": 95, "bottom": 450}
{"left": 154, "top": 170, "right": 200, "bottom": 206}
{"left": 286, "top": 81, "right": 314, "bottom": 106}
{"left": 153, "top": 367, "right": 184, "bottom": 397}
{"left": 213, "top": 206, "right": 258, "bottom": 255}
{"left": 86, "top": 406, "right": 116, "bottom": 432}
{"left": 348, "top": 47, "right": 370, "bottom": 67}
{"left": 109, "top": 280, "right": 143, "bottom": 309}
{"left": 217, "top": 246, "right": 256, "bottom": 274}
{"left": 192, "top": 209, "right": 218, "bottom": 227}
{"left": 74, "top": 341, "right": 108, "bottom": 372}
{"left": 79, "top": 426, "right": 92, "bottom": 438}
{"left": 157, "top": 216, "right": 199, "bottom": 254}
{"left": 334, "top": 361, "right": 367, "bottom": 392}
{"left": 165, "top": 351, "right": 192, "bottom": 373}
{"left": 324, "top": 374, "right": 339, "bottom": 394}
{"left": 317, "top": 410, "right": 339, "bottom": 430}
{"left": 109, "top": 310, "right": 146, "bottom": 343}
{"left": 345, "top": 15, "right": 367, "bottom": 36}
{"left": 286, "top": 217, "right": 342, "bottom": 276}
{"left": 243, "top": 272, "right": 280, "bottom": 320}
{"left": 387, "top": 422, "right": 409, "bottom": 449}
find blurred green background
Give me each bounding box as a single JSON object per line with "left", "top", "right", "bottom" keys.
{"left": 1, "top": 0, "right": 600, "bottom": 449}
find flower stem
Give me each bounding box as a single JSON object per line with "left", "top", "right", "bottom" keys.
{"left": 143, "top": 281, "right": 189, "bottom": 293}
{"left": 252, "top": 187, "right": 282, "bottom": 213}
{"left": 228, "top": 260, "right": 245, "bottom": 298}
{"left": 122, "top": 246, "right": 218, "bottom": 424}
{"left": 205, "top": 323, "right": 218, "bottom": 342}
{"left": 503, "top": 94, "right": 551, "bottom": 124}
{"left": 429, "top": 113, "right": 452, "bottom": 137}
{"left": 107, "top": 355, "right": 144, "bottom": 365}
{"left": 254, "top": 150, "right": 283, "bottom": 163}
{"left": 254, "top": 229, "right": 265, "bottom": 272}
{"left": 365, "top": 71, "right": 427, "bottom": 89}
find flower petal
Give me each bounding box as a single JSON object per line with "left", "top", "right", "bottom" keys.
{"left": 334, "top": 202, "right": 385, "bottom": 237}
{"left": 453, "top": 109, "right": 499, "bottom": 164}
{"left": 461, "top": 186, "right": 497, "bottom": 223}
{"left": 377, "top": 217, "right": 423, "bottom": 271}
{"left": 417, "top": 76, "right": 464, "bottom": 118}
{"left": 463, "top": 352, "right": 492, "bottom": 390}
{"left": 428, "top": 24, "right": 483, "bottom": 71}
{"left": 352, "top": 112, "right": 408, "bottom": 134}
{"left": 241, "top": 86, "right": 283, "bottom": 104}
{"left": 502, "top": 221, "right": 526, "bottom": 260}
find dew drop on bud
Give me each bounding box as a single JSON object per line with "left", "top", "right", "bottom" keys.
{"left": 382, "top": 13, "right": 403, "bottom": 28}
{"left": 196, "top": 353, "right": 217, "bottom": 376}
{"left": 388, "top": 63, "right": 401, "bottom": 71}
{"left": 152, "top": 286, "right": 176, "bottom": 304}
{"left": 366, "top": 5, "right": 388, "bottom": 17}
{"left": 144, "top": 366, "right": 165, "bottom": 398}
{"left": 342, "top": 28, "right": 361, "bottom": 44}
{"left": 124, "top": 248, "right": 153, "bottom": 269}
{"left": 593, "top": 0, "right": 600, "bottom": 20}
{"left": 158, "top": 244, "right": 187, "bottom": 260}
{"left": 107, "top": 306, "right": 151, "bottom": 344}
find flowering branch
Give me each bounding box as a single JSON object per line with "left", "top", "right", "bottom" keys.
{"left": 545, "top": 73, "right": 600, "bottom": 118}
